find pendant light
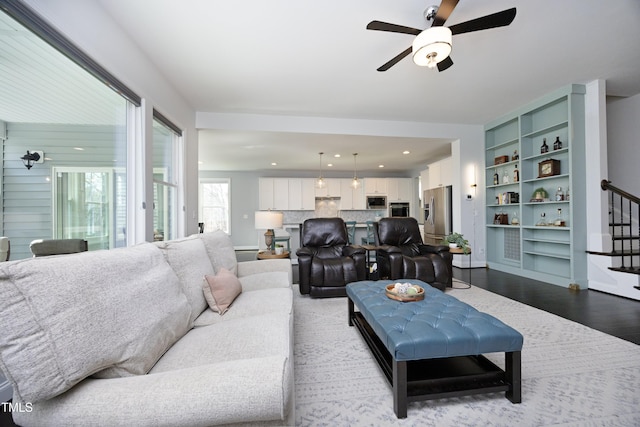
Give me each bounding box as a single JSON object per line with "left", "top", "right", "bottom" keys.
{"left": 316, "top": 152, "right": 325, "bottom": 189}
{"left": 351, "top": 153, "right": 360, "bottom": 189}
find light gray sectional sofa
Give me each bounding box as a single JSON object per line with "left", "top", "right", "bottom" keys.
{"left": 0, "top": 231, "right": 294, "bottom": 426}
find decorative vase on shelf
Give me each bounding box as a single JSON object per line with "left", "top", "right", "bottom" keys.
{"left": 540, "top": 138, "right": 549, "bottom": 154}
{"left": 449, "top": 243, "right": 458, "bottom": 249}
{"left": 553, "top": 136, "right": 562, "bottom": 150}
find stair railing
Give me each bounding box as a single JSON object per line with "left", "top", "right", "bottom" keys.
{"left": 601, "top": 180, "right": 640, "bottom": 274}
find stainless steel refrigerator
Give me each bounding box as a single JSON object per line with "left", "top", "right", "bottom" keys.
{"left": 423, "top": 186, "right": 452, "bottom": 246}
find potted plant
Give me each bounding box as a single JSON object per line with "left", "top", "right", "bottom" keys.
{"left": 532, "top": 187, "right": 548, "bottom": 201}
{"left": 274, "top": 243, "right": 284, "bottom": 255}
{"left": 441, "top": 232, "right": 470, "bottom": 254}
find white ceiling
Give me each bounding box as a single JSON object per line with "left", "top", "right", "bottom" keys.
{"left": 3, "top": 0, "right": 640, "bottom": 173}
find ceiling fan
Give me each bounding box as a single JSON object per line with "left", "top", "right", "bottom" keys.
{"left": 367, "top": 0, "right": 516, "bottom": 72}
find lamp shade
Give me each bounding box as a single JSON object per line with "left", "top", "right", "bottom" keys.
{"left": 412, "top": 26, "right": 452, "bottom": 68}
{"left": 254, "top": 211, "right": 283, "bottom": 230}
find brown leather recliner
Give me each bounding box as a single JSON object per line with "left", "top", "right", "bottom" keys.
{"left": 374, "top": 217, "right": 452, "bottom": 291}
{"left": 297, "top": 218, "right": 366, "bottom": 297}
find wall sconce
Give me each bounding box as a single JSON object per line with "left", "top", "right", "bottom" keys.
{"left": 21, "top": 150, "right": 42, "bottom": 170}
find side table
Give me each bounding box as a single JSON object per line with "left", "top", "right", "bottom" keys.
{"left": 361, "top": 245, "right": 379, "bottom": 279}
{"left": 257, "top": 250, "right": 290, "bottom": 260}
{"left": 449, "top": 246, "right": 471, "bottom": 285}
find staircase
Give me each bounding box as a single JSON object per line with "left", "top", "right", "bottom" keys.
{"left": 588, "top": 180, "right": 640, "bottom": 290}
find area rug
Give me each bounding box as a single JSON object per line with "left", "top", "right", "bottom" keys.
{"left": 293, "top": 282, "right": 640, "bottom": 426}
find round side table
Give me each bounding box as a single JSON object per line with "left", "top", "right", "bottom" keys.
{"left": 257, "top": 250, "right": 290, "bottom": 260}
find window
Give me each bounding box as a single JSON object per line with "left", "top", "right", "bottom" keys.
{"left": 0, "top": 5, "right": 137, "bottom": 259}
{"left": 199, "top": 179, "right": 230, "bottom": 234}
{"left": 152, "top": 115, "right": 181, "bottom": 241}
{"left": 53, "top": 167, "right": 122, "bottom": 250}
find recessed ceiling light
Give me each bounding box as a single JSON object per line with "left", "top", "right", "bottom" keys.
{"left": 271, "top": 162, "right": 277, "bottom": 166}
{"left": 403, "top": 150, "right": 410, "bottom": 155}
{"left": 379, "top": 165, "right": 385, "bottom": 168}
{"left": 334, "top": 154, "right": 341, "bottom": 158}
{"left": 328, "top": 163, "right": 334, "bottom": 167}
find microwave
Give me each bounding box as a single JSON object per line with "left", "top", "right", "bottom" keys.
{"left": 366, "top": 196, "right": 387, "bottom": 210}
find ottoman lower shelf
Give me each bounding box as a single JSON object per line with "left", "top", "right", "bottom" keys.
{"left": 351, "top": 310, "right": 512, "bottom": 393}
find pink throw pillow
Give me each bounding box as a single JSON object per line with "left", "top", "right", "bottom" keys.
{"left": 202, "top": 268, "right": 242, "bottom": 315}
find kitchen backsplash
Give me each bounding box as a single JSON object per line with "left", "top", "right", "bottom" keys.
{"left": 282, "top": 207, "right": 386, "bottom": 225}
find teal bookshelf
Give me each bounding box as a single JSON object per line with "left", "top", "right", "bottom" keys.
{"left": 484, "top": 84, "right": 587, "bottom": 288}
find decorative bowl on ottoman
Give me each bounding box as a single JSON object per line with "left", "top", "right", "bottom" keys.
{"left": 385, "top": 283, "right": 425, "bottom": 302}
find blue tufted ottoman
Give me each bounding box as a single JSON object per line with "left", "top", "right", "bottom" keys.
{"left": 346, "top": 280, "right": 523, "bottom": 418}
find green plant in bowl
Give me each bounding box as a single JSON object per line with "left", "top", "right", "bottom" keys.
{"left": 441, "top": 232, "right": 470, "bottom": 254}
{"left": 532, "top": 187, "right": 548, "bottom": 200}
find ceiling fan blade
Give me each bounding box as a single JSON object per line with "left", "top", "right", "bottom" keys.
{"left": 377, "top": 46, "right": 412, "bottom": 72}
{"left": 431, "top": 0, "right": 460, "bottom": 27}
{"left": 437, "top": 56, "right": 454, "bottom": 72}
{"left": 449, "top": 8, "right": 517, "bottom": 35}
{"left": 366, "top": 20, "right": 421, "bottom": 36}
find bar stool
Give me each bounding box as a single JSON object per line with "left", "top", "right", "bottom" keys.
{"left": 361, "top": 221, "right": 376, "bottom": 245}
{"left": 345, "top": 221, "right": 357, "bottom": 244}
{"left": 273, "top": 229, "right": 291, "bottom": 251}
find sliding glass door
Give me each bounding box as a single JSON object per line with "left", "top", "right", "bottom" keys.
{"left": 53, "top": 167, "right": 124, "bottom": 250}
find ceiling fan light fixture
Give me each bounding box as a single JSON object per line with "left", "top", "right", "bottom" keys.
{"left": 412, "top": 26, "right": 452, "bottom": 67}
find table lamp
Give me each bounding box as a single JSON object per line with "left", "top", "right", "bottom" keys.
{"left": 255, "top": 211, "right": 283, "bottom": 253}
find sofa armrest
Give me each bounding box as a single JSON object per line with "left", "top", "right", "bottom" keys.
{"left": 16, "top": 357, "right": 292, "bottom": 427}
{"left": 238, "top": 259, "right": 292, "bottom": 284}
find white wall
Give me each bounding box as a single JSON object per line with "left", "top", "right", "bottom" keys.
{"left": 607, "top": 92, "right": 640, "bottom": 191}
{"left": 599, "top": 91, "right": 640, "bottom": 298}
{"left": 24, "top": 0, "right": 199, "bottom": 237}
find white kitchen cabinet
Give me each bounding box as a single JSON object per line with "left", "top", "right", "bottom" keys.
{"left": 387, "top": 178, "right": 413, "bottom": 201}
{"left": 427, "top": 157, "right": 452, "bottom": 189}
{"left": 288, "top": 178, "right": 315, "bottom": 210}
{"left": 258, "top": 177, "right": 289, "bottom": 210}
{"left": 258, "top": 178, "right": 275, "bottom": 210}
{"left": 315, "top": 178, "right": 341, "bottom": 198}
{"left": 273, "top": 178, "right": 289, "bottom": 210}
{"left": 340, "top": 179, "right": 366, "bottom": 210}
{"left": 364, "top": 178, "right": 387, "bottom": 194}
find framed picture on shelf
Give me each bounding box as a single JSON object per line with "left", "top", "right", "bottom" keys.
{"left": 538, "top": 159, "right": 560, "bottom": 178}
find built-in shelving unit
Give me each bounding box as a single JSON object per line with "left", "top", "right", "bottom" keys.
{"left": 484, "top": 84, "right": 587, "bottom": 288}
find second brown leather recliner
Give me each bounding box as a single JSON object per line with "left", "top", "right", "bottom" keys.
{"left": 374, "top": 217, "right": 452, "bottom": 291}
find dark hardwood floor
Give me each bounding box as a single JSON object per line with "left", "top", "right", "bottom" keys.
{"left": 453, "top": 267, "right": 640, "bottom": 345}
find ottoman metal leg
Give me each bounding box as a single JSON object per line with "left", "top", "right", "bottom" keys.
{"left": 392, "top": 359, "right": 408, "bottom": 418}
{"left": 348, "top": 298, "right": 354, "bottom": 326}
{"left": 505, "top": 351, "right": 522, "bottom": 403}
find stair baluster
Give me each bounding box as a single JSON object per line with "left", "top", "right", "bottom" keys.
{"left": 589, "top": 180, "right": 640, "bottom": 286}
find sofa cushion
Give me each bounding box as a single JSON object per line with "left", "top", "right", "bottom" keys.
{"left": 194, "top": 287, "right": 293, "bottom": 327}
{"left": 155, "top": 235, "right": 212, "bottom": 324}
{"left": 203, "top": 268, "right": 242, "bottom": 315}
{"left": 0, "top": 243, "right": 191, "bottom": 403}
{"left": 198, "top": 230, "right": 238, "bottom": 275}
{"left": 151, "top": 313, "right": 292, "bottom": 373}
{"left": 238, "top": 271, "right": 291, "bottom": 292}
